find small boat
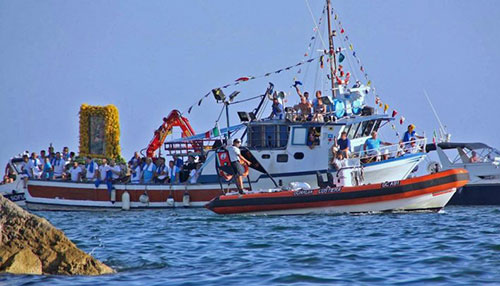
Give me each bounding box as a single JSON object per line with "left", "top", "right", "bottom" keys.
{"left": 205, "top": 168, "right": 469, "bottom": 215}
{"left": 0, "top": 156, "right": 27, "bottom": 207}
{"left": 425, "top": 142, "right": 500, "bottom": 205}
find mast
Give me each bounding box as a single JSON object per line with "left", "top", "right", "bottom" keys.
{"left": 326, "top": 0, "right": 337, "bottom": 98}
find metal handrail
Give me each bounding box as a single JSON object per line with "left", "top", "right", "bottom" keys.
{"left": 350, "top": 138, "right": 427, "bottom": 160}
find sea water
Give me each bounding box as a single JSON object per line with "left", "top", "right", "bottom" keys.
{"left": 2, "top": 207, "right": 500, "bottom": 285}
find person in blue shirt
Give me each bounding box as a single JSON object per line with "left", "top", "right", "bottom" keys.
{"left": 363, "top": 131, "right": 392, "bottom": 161}
{"left": 269, "top": 98, "right": 283, "bottom": 120}
{"left": 335, "top": 131, "right": 351, "bottom": 158}
{"left": 402, "top": 124, "right": 424, "bottom": 145}
{"left": 142, "top": 157, "right": 156, "bottom": 183}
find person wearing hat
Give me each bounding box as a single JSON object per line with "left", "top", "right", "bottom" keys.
{"left": 227, "top": 138, "right": 251, "bottom": 193}
{"left": 402, "top": 124, "right": 424, "bottom": 147}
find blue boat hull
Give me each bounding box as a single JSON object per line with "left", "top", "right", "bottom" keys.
{"left": 448, "top": 184, "right": 500, "bottom": 205}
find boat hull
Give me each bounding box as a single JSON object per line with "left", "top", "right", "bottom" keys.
{"left": 205, "top": 169, "right": 469, "bottom": 215}
{"left": 448, "top": 183, "right": 500, "bottom": 205}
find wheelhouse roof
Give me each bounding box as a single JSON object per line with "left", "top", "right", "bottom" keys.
{"left": 425, "top": 142, "right": 492, "bottom": 152}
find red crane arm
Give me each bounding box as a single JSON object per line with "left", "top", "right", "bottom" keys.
{"left": 146, "top": 110, "right": 195, "bottom": 158}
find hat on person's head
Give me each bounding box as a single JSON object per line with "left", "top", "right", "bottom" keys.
{"left": 233, "top": 138, "right": 241, "bottom": 144}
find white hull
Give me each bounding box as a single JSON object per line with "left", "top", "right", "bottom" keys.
{"left": 233, "top": 189, "right": 456, "bottom": 216}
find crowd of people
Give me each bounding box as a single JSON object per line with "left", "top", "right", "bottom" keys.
{"left": 268, "top": 82, "right": 365, "bottom": 123}
{"left": 3, "top": 145, "right": 205, "bottom": 186}
{"left": 330, "top": 125, "right": 426, "bottom": 169}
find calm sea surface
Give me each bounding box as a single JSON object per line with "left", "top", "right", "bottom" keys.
{"left": 2, "top": 206, "right": 500, "bottom": 285}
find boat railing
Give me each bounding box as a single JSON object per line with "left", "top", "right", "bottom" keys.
{"left": 350, "top": 138, "right": 427, "bottom": 163}
{"left": 163, "top": 139, "right": 221, "bottom": 158}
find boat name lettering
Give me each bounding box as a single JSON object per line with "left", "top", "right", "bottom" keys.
{"left": 318, "top": 187, "right": 342, "bottom": 194}
{"left": 5, "top": 193, "right": 25, "bottom": 202}
{"left": 381, "top": 181, "right": 400, "bottom": 188}
{"left": 293, "top": 190, "right": 314, "bottom": 196}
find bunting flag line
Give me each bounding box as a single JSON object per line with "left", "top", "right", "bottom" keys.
{"left": 182, "top": 55, "right": 321, "bottom": 115}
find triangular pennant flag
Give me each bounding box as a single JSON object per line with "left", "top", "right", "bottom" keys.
{"left": 340, "top": 28, "right": 345, "bottom": 33}
{"left": 204, "top": 92, "right": 210, "bottom": 98}
{"left": 349, "top": 44, "right": 353, "bottom": 51}
{"left": 275, "top": 69, "right": 283, "bottom": 73}
{"left": 334, "top": 13, "right": 338, "bottom": 20}
{"left": 297, "top": 68, "right": 302, "bottom": 74}
{"left": 265, "top": 72, "right": 271, "bottom": 77}
{"left": 222, "top": 84, "right": 230, "bottom": 88}
{"left": 307, "top": 58, "right": 314, "bottom": 62}
{"left": 187, "top": 106, "right": 193, "bottom": 114}
{"left": 392, "top": 110, "right": 398, "bottom": 117}
{"left": 384, "top": 104, "right": 389, "bottom": 113}
{"left": 375, "top": 96, "right": 380, "bottom": 105}
{"left": 360, "top": 66, "right": 365, "bottom": 72}
{"left": 320, "top": 55, "right": 324, "bottom": 68}
{"left": 367, "top": 80, "right": 372, "bottom": 86}
{"left": 204, "top": 131, "right": 210, "bottom": 138}
{"left": 198, "top": 98, "right": 203, "bottom": 106}
{"left": 338, "top": 53, "right": 345, "bottom": 63}
{"left": 400, "top": 116, "right": 405, "bottom": 125}
{"left": 379, "top": 102, "right": 383, "bottom": 108}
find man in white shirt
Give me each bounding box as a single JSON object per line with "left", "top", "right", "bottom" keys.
{"left": 154, "top": 158, "right": 168, "bottom": 183}
{"left": 130, "top": 162, "right": 142, "bottom": 184}
{"left": 187, "top": 163, "right": 202, "bottom": 184}
{"left": 167, "top": 160, "right": 179, "bottom": 184}
{"left": 109, "top": 159, "right": 122, "bottom": 182}
{"left": 52, "top": 152, "right": 66, "bottom": 179}
{"left": 99, "top": 158, "right": 110, "bottom": 181}
{"left": 68, "top": 161, "right": 82, "bottom": 182}
{"left": 84, "top": 156, "right": 98, "bottom": 181}
{"left": 227, "top": 139, "right": 251, "bottom": 193}
{"left": 27, "top": 152, "right": 42, "bottom": 179}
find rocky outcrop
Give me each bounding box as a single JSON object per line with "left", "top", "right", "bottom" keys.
{"left": 0, "top": 195, "right": 114, "bottom": 275}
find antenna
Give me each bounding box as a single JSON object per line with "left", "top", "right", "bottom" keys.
{"left": 423, "top": 89, "right": 450, "bottom": 142}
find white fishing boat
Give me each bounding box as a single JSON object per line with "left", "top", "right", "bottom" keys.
{"left": 24, "top": 0, "right": 428, "bottom": 211}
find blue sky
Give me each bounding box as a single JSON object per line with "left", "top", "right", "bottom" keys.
{"left": 1, "top": 0, "right": 499, "bottom": 166}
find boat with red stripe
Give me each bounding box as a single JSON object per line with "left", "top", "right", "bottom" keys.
{"left": 205, "top": 168, "right": 469, "bottom": 215}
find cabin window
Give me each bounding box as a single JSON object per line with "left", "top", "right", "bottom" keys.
{"left": 292, "top": 127, "right": 308, "bottom": 145}
{"left": 360, "top": 120, "right": 375, "bottom": 137}
{"left": 294, "top": 152, "right": 304, "bottom": 160}
{"left": 265, "top": 125, "right": 277, "bottom": 148}
{"left": 372, "top": 119, "right": 382, "bottom": 132}
{"left": 261, "top": 154, "right": 270, "bottom": 159}
{"left": 277, "top": 154, "right": 288, "bottom": 163}
{"left": 347, "top": 123, "right": 360, "bottom": 139}
{"left": 279, "top": 125, "right": 289, "bottom": 147}
{"left": 247, "top": 124, "right": 289, "bottom": 149}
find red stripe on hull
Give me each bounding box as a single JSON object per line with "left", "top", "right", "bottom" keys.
{"left": 27, "top": 184, "right": 225, "bottom": 203}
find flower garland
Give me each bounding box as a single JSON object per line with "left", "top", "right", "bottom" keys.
{"left": 79, "top": 104, "right": 122, "bottom": 160}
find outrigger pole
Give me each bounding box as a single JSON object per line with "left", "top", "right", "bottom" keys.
{"left": 326, "top": 0, "right": 337, "bottom": 98}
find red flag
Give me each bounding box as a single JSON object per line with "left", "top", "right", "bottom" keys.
{"left": 341, "top": 28, "right": 345, "bottom": 33}
{"left": 392, "top": 110, "right": 398, "bottom": 117}
{"left": 400, "top": 116, "right": 405, "bottom": 125}
{"left": 236, "top": 77, "right": 250, "bottom": 82}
